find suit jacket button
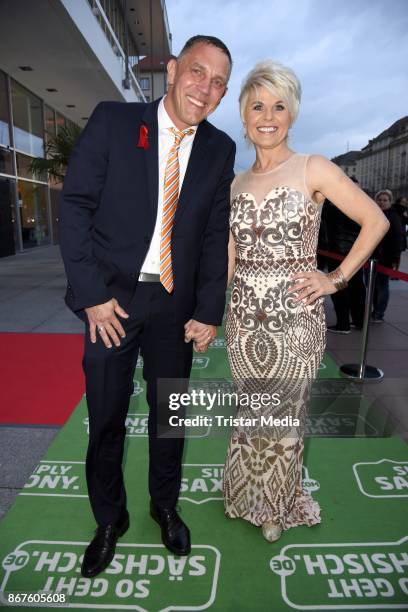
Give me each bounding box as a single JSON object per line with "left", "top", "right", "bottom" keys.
{"left": 144, "top": 235, "right": 150, "bottom": 244}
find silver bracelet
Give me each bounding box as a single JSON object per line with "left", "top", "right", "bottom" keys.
{"left": 327, "top": 267, "right": 348, "bottom": 291}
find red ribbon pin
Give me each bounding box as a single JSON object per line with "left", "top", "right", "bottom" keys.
{"left": 137, "top": 124, "right": 149, "bottom": 150}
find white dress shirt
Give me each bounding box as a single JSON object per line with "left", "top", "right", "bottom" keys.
{"left": 140, "top": 97, "right": 197, "bottom": 274}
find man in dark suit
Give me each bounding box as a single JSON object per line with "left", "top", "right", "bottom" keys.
{"left": 59, "top": 35, "right": 235, "bottom": 577}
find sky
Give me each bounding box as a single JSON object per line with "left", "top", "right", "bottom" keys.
{"left": 165, "top": 0, "right": 408, "bottom": 171}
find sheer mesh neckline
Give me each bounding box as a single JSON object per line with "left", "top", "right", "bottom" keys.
{"left": 250, "top": 153, "right": 298, "bottom": 176}
{"left": 231, "top": 153, "right": 318, "bottom": 208}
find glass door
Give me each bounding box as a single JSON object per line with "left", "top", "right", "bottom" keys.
{"left": 17, "top": 180, "right": 50, "bottom": 248}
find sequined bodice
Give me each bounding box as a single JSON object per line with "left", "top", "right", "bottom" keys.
{"left": 230, "top": 155, "right": 322, "bottom": 278}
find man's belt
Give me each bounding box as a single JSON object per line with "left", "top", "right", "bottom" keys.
{"left": 138, "top": 272, "right": 161, "bottom": 282}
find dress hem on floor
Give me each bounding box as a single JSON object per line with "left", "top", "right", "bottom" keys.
{"left": 224, "top": 489, "right": 321, "bottom": 531}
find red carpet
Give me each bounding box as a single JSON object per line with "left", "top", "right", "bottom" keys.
{"left": 0, "top": 333, "right": 84, "bottom": 426}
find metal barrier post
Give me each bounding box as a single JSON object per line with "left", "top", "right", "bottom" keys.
{"left": 340, "top": 258, "right": 384, "bottom": 381}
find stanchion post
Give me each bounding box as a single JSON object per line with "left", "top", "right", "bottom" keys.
{"left": 340, "top": 258, "right": 384, "bottom": 381}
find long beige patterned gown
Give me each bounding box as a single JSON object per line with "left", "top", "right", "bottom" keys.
{"left": 223, "top": 153, "right": 325, "bottom": 530}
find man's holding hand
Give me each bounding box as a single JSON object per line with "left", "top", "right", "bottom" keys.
{"left": 184, "top": 319, "right": 217, "bottom": 353}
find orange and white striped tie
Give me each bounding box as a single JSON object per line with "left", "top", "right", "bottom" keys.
{"left": 160, "top": 127, "right": 194, "bottom": 292}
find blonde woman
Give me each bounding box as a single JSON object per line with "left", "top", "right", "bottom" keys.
{"left": 223, "top": 60, "right": 389, "bottom": 542}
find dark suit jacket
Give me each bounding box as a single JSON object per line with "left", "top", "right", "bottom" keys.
{"left": 59, "top": 99, "right": 236, "bottom": 326}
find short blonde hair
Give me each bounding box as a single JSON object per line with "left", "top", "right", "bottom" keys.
{"left": 375, "top": 189, "right": 393, "bottom": 204}
{"left": 239, "top": 60, "right": 301, "bottom": 124}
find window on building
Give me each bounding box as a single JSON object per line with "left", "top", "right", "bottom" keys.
{"left": 0, "top": 176, "right": 16, "bottom": 256}
{"left": 11, "top": 80, "right": 44, "bottom": 157}
{"left": 44, "top": 105, "right": 56, "bottom": 138}
{"left": 16, "top": 151, "right": 46, "bottom": 182}
{"left": 44, "top": 106, "right": 57, "bottom": 152}
{"left": 0, "top": 70, "right": 11, "bottom": 147}
{"left": 140, "top": 77, "right": 150, "bottom": 91}
{"left": 0, "top": 146, "right": 14, "bottom": 175}
{"left": 55, "top": 112, "right": 66, "bottom": 134}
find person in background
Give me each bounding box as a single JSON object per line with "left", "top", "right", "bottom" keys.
{"left": 393, "top": 196, "right": 408, "bottom": 268}
{"left": 323, "top": 176, "right": 366, "bottom": 333}
{"left": 371, "top": 190, "right": 405, "bottom": 322}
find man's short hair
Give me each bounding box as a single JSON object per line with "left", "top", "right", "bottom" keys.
{"left": 179, "top": 35, "right": 232, "bottom": 68}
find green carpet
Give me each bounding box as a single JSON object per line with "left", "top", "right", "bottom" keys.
{"left": 0, "top": 335, "right": 407, "bottom": 610}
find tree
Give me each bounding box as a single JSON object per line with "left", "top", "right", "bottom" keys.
{"left": 29, "top": 124, "right": 82, "bottom": 183}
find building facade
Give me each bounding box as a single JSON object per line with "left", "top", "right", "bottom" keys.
{"left": 332, "top": 117, "right": 408, "bottom": 199}
{"left": 139, "top": 55, "right": 172, "bottom": 103}
{"left": 331, "top": 151, "right": 362, "bottom": 182}
{"left": 0, "top": 73, "right": 79, "bottom": 257}
{"left": 0, "top": 0, "right": 171, "bottom": 258}
{"left": 358, "top": 117, "right": 408, "bottom": 198}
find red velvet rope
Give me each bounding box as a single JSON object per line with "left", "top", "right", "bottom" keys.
{"left": 317, "top": 249, "right": 408, "bottom": 282}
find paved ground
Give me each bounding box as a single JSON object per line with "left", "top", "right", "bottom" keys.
{"left": 0, "top": 246, "right": 82, "bottom": 333}
{"left": 0, "top": 245, "right": 407, "bottom": 519}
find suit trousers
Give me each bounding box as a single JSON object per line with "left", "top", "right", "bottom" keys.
{"left": 82, "top": 281, "right": 193, "bottom": 526}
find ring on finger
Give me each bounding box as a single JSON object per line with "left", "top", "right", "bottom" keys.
{"left": 98, "top": 326, "right": 104, "bottom": 333}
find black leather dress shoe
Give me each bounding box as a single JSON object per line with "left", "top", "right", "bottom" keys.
{"left": 81, "top": 511, "right": 129, "bottom": 577}
{"left": 150, "top": 502, "right": 191, "bottom": 556}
